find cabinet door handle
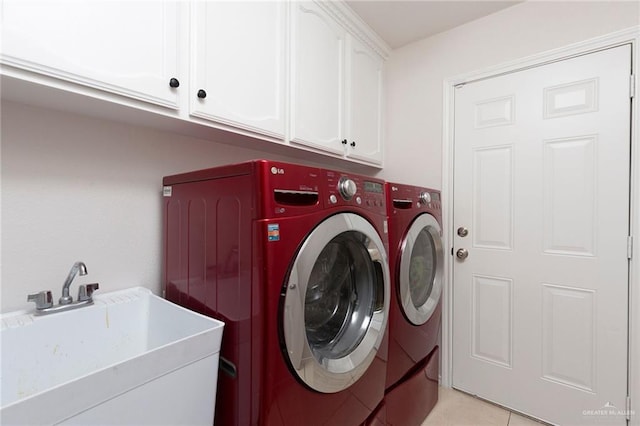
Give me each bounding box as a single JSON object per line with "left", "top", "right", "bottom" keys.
{"left": 169, "top": 78, "right": 180, "bottom": 88}
{"left": 197, "top": 89, "right": 207, "bottom": 99}
{"left": 341, "top": 139, "right": 348, "bottom": 145}
{"left": 350, "top": 141, "right": 356, "bottom": 147}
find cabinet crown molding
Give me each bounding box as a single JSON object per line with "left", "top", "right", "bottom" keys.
{"left": 313, "top": 0, "right": 391, "bottom": 59}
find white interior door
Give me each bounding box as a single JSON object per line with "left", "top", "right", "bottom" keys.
{"left": 452, "top": 45, "right": 631, "bottom": 425}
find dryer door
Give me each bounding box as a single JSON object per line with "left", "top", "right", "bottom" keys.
{"left": 398, "top": 213, "right": 443, "bottom": 326}
{"left": 282, "top": 213, "right": 390, "bottom": 393}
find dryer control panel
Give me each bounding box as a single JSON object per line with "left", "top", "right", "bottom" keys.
{"left": 388, "top": 184, "right": 441, "bottom": 213}
{"left": 324, "top": 170, "right": 386, "bottom": 214}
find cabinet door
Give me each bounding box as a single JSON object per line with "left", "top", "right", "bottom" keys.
{"left": 190, "top": 1, "right": 286, "bottom": 138}
{"left": 345, "top": 35, "right": 384, "bottom": 165}
{"left": 290, "top": 1, "right": 345, "bottom": 155}
{"left": 0, "top": 0, "right": 179, "bottom": 109}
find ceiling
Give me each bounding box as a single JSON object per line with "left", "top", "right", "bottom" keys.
{"left": 346, "top": 1, "right": 523, "bottom": 49}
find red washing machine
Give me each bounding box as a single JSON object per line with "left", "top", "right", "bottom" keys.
{"left": 384, "top": 182, "right": 444, "bottom": 425}
{"left": 162, "top": 160, "right": 390, "bottom": 425}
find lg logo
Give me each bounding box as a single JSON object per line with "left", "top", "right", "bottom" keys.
{"left": 271, "top": 166, "right": 285, "bottom": 175}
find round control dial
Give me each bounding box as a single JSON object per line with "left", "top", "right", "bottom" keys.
{"left": 419, "top": 191, "right": 431, "bottom": 205}
{"left": 338, "top": 177, "right": 357, "bottom": 200}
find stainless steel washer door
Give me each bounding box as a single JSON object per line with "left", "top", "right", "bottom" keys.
{"left": 399, "top": 213, "right": 443, "bottom": 326}
{"left": 282, "top": 213, "right": 390, "bottom": 393}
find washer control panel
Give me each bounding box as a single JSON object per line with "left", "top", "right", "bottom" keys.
{"left": 325, "top": 170, "right": 385, "bottom": 213}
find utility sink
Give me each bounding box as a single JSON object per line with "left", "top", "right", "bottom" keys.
{"left": 0, "top": 287, "right": 224, "bottom": 425}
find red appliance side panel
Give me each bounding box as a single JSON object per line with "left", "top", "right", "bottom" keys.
{"left": 162, "top": 160, "right": 255, "bottom": 186}
{"left": 163, "top": 173, "right": 258, "bottom": 426}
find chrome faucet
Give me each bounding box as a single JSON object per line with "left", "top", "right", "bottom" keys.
{"left": 59, "top": 261, "right": 87, "bottom": 305}
{"left": 27, "top": 261, "right": 99, "bottom": 315}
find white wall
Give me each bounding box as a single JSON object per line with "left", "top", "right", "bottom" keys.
{"left": 0, "top": 101, "right": 352, "bottom": 312}
{"left": 381, "top": 0, "right": 640, "bottom": 188}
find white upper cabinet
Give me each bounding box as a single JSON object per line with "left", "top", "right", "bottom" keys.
{"left": 290, "top": 1, "right": 346, "bottom": 155}
{"left": 0, "top": 0, "right": 388, "bottom": 167}
{"left": 345, "top": 35, "right": 384, "bottom": 165}
{"left": 0, "top": 0, "right": 180, "bottom": 109}
{"left": 190, "top": 1, "right": 287, "bottom": 138}
{"left": 290, "top": 1, "right": 386, "bottom": 165}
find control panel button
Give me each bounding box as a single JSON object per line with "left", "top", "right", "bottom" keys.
{"left": 329, "top": 194, "right": 337, "bottom": 204}
{"left": 356, "top": 196, "right": 362, "bottom": 205}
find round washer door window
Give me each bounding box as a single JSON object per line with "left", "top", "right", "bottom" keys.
{"left": 282, "top": 213, "right": 390, "bottom": 393}
{"left": 399, "top": 213, "right": 443, "bottom": 326}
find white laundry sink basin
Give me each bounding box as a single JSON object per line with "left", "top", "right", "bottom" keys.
{"left": 0, "top": 286, "right": 224, "bottom": 425}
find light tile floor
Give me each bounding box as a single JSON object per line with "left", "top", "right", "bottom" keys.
{"left": 422, "top": 387, "right": 548, "bottom": 426}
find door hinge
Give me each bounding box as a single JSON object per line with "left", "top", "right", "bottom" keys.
{"left": 628, "top": 236, "right": 633, "bottom": 259}
{"left": 631, "top": 74, "right": 635, "bottom": 98}
{"left": 626, "top": 395, "right": 632, "bottom": 421}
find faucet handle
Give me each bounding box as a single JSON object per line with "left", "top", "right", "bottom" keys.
{"left": 27, "top": 290, "right": 53, "bottom": 310}
{"left": 78, "top": 283, "right": 99, "bottom": 302}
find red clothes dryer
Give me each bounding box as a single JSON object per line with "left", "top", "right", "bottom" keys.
{"left": 384, "top": 182, "right": 444, "bottom": 425}
{"left": 163, "top": 160, "right": 390, "bottom": 426}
